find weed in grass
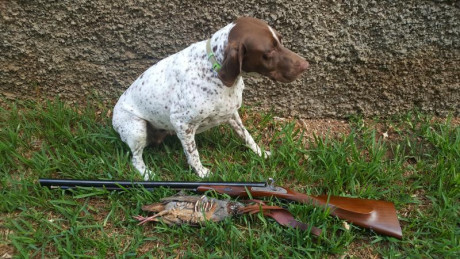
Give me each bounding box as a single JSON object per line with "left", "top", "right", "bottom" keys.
{"left": 1, "top": 99, "right": 459, "bottom": 258}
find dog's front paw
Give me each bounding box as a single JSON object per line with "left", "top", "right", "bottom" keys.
{"left": 142, "top": 169, "right": 154, "bottom": 181}
{"left": 262, "top": 150, "right": 271, "bottom": 159}
{"left": 196, "top": 167, "right": 210, "bottom": 178}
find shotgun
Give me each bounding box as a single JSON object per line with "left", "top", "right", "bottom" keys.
{"left": 39, "top": 178, "right": 402, "bottom": 239}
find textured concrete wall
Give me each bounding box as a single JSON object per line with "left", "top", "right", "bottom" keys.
{"left": 1, "top": 0, "right": 459, "bottom": 118}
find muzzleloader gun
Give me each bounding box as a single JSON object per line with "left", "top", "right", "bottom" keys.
{"left": 39, "top": 178, "right": 402, "bottom": 239}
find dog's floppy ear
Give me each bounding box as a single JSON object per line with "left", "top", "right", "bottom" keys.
{"left": 218, "top": 41, "right": 245, "bottom": 87}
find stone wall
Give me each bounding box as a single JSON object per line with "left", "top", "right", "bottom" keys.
{"left": 1, "top": 0, "right": 459, "bottom": 118}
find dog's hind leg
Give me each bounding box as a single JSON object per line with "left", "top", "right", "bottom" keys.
{"left": 112, "top": 107, "right": 152, "bottom": 180}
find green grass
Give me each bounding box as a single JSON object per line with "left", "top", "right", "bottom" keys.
{"left": 0, "top": 99, "right": 459, "bottom": 258}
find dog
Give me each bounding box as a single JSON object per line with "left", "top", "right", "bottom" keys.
{"left": 112, "top": 17, "right": 309, "bottom": 179}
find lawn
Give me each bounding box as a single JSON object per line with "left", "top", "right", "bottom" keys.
{"left": 0, "top": 99, "right": 459, "bottom": 258}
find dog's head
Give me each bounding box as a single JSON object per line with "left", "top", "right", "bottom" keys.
{"left": 218, "top": 17, "right": 309, "bottom": 87}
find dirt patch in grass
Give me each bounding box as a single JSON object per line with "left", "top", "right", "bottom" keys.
{"left": 399, "top": 188, "right": 431, "bottom": 219}
{"left": 244, "top": 109, "right": 458, "bottom": 144}
{"left": 295, "top": 118, "right": 351, "bottom": 139}
{"left": 0, "top": 244, "right": 14, "bottom": 259}
{"left": 335, "top": 240, "right": 380, "bottom": 259}
{"left": 0, "top": 212, "right": 20, "bottom": 257}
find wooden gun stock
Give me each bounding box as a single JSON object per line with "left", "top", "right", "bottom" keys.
{"left": 197, "top": 185, "right": 402, "bottom": 239}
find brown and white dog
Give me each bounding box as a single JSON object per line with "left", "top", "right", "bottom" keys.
{"left": 112, "top": 17, "right": 309, "bottom": 179}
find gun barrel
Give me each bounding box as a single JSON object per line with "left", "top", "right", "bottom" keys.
{"left": 38, "top": 178, "right": 267, "bottom": 191}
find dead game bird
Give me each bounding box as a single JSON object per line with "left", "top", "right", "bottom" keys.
{"left": 133, "top": 195, "right": 245, "bottom": 225}
{"left": 133, "top": 195, "right": 322, "bottom": 236}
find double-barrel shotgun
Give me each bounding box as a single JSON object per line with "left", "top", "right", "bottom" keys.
{"left": 39, "top": 178, "right": 402, "bottom": 239}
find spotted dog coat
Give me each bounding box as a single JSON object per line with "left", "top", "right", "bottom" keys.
{"left": 112, "top": 17, "right": 309, "bottom": 179}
